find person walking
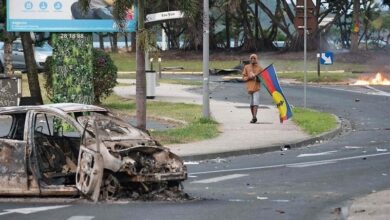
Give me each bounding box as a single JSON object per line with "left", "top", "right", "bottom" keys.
{"left": 242, "top": 54, "right": 264, "bottom": 123}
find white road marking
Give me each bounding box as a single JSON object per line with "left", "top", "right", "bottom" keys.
{"left": 191, "top": 174, "right": 248, "bottom": 184}
{"left": 67, "top": 216, "right": 95, "bottom": 220}
{"left": 376, "top": 147, "right": 387, "bottom": 152}
{"left": 189, "top": 152, "right": 390, "bottom": 175}
{"left": 297, "top": 150, "right": 337, "bottom": 158}
{"left": 184, "top": 161, "right": 200, "bottom": 165}
{"left": 365, "top": 85, "right": 390, "bottom": 96}
{"left": 228, "top": 199, "right": 246, "bottom": 202}
{"left": 272, "top": 200, "right": 290, "bottom": 203}
{"left": 287, "top": 161, "right": 336, "bottom": 168}
{"left": 345, "top": 146, "right": 363, "bottom": 149}
{"left": 313, "top": 85, "right": 390, "bottom": 97}
{"left": 0, "top": 205, "right": 70, "bottom": 216}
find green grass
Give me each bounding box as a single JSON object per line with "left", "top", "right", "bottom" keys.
{"left": 102, "top": 94, "right": 219, "bottom": 145}
{"left": 110, "top": 52, "right": 367, "bottom": 84}
{"left": 20, "top": 73, "right": 50, "bottom": 103}
{"left": 109, "top": 53, "right": 136, "bottom": 71}
{"left": 110, "top": 52, "right": 370, "bottom": 74}
{"left": 152, "top": 118, "right": 219, "bottom": 144}
{"left": 292, "top": 107, "right": 338, "bottom": 135}
{"left": 110, "top": 52, "right": 241, "bottom": 72}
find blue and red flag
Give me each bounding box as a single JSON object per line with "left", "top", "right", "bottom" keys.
{"left": 257, "top": 64, "right": 293, "bottom": 123}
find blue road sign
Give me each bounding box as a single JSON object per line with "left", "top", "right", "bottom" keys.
{"left": 320, "top": 51, "right": 334, "bottom": 65}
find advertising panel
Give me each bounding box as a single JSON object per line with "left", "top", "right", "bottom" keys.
{"left": 7, "top": 0, "right": 136, "bottom": 32}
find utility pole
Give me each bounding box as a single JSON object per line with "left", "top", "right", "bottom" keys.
{"left": 303, "top": 0, "right": 307, "bottom": 108}
{"left": 202, "top": 0, "right": 210, "bottom": 118}
{"left": 136, "top": 0, "right": 147, "bottom": 130}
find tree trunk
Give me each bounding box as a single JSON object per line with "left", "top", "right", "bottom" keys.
{"left": 1, "top": 30, "right": 15, "bottom": 75}
{"left": 3, "top": 40, "right": 13, "bottom": 75}
{"left": 20, "top": 32, "right": 43, "bottom": 104}
{"left": 131, "top": 32, "right": 136, "bottom": 52}
{"left": 225, "top": 7, "right": 230, "bottom": 49}
{"left": 99, "top": 34, "right": 105, "bottom": 50}
{"left": 124, "top": 33, "right": 129, "bottom": 52}
{"left": 240, "top": 0, "right": 260, "bottom": 51}
{"left": 351, "top": 0, "right": 360, "bottom": 52}
{"left": 112, "top": 33, "right": 118, "bottom": 53}
{"left": 255, "top": 3, "right": 259, "bottom": 41}
{"left": 136, "top": 0, "right": 146, "bottom": 130}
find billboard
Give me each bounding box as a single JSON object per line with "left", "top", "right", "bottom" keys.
{"left": 6, "top": 0, "right": 137, "bottom": 32}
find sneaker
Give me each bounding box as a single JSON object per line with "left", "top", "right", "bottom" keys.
{"left": 250, "top": 118, "right": 257, "bottom": 123}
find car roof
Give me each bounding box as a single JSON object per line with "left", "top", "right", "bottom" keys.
{"left": 0, "top": 103, "right": 107, "bottom": 114}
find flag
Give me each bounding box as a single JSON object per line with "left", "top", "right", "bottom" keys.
{"left": 257, "top": 64, "right": 293, "bottom": 123}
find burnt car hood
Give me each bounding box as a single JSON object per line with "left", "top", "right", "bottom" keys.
{"left": 77, "top": 115, "right": 151, "bottom": 142}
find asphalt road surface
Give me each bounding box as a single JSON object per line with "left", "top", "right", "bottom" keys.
{"left": 0, "top": 77, "right": 389, "bottom": 220}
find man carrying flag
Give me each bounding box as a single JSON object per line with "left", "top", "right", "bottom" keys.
{"left": 242, "top": 54, "right": 264, "bottom": 123}
{"left": 256, "top": 64, "right": 293, "bottom": 123}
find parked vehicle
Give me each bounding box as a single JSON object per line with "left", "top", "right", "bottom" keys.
{"left": 0, "top": 40, "right": 52, "bottom": 73}
{"left": 0, "top": 103, "right": 187, "bottom": 201}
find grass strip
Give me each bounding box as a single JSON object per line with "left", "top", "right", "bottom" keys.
{"left": 292, "top": 107, "right": 338, "bottom": 135}
{"left": 102, "top": 94, "right": 219, "bottom": 145}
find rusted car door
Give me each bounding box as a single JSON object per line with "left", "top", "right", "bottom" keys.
{"left": 28, "top": 111, "right": 80, "bottom": 196}
{"left": 0, "top": 113, "right": 29, "bottom": 195}
{"left": 76, "top": 119, "right": 104, "bottom": 201}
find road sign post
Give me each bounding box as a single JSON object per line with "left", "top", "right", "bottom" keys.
{"left": 294, "top": 0, "right": 316, "bottom": 108}
{"left": 317, "top": 15, "right": 335, "bottom": 78}
{"left": 320, "top": 52, "right": 334, "bottom": 65}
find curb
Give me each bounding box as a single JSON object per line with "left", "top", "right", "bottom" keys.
{"left": 181, "top": 114, "right": 344, "bottom": 161}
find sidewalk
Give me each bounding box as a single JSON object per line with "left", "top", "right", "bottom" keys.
{"left": 114, "top": 80, "right": 311, "bottom": 160}
{"left": 113, "top": 79, "right": 388, "bottom": 219}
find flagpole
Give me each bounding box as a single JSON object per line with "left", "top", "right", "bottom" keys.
{"left": 303, "top": 0, "right": 307, "bottom": 108}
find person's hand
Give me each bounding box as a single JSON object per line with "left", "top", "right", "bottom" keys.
{"left": 249, "top": 72, "right": 255, "bottom": 79}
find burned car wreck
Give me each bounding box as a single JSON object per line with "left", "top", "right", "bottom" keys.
{"left": 0, "top": 103, "right": 187, "bottom": 201}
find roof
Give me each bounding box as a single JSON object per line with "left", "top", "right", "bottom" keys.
{"left": 0, "top": 103, "right": 107, "bottom": 114}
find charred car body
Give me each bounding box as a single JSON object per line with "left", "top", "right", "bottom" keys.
{"left": 0, "top": 103, "right": 187, "bottom": 201}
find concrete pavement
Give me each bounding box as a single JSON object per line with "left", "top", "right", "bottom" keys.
{"left": 114, "top": 79, "right": 315, "bottom": 160}
{"left": 113, "top": 79, "right": 388, "bottom": 220}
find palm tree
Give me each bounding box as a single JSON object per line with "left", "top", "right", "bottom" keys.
{"left": 351, "top": 0, "right": 361, "bottom": 51}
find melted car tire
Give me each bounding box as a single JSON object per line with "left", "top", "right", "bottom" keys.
{"left": 100, "top": 172, "right": 121, "bottom": 200}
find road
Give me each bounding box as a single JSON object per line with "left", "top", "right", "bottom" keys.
{"left": 0, "top": 77, "right": 389, "bottom": 220}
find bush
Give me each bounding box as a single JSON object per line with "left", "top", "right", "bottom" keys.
{"left": 92, "top": 49, "right": 118, "bottom": 104}
{"left": 45, "top": 48, "right": 118, "bottom": 104}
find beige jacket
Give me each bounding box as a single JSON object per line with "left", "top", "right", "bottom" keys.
{"left": 242, "top": 63, "right": 263, "bottom": 93}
